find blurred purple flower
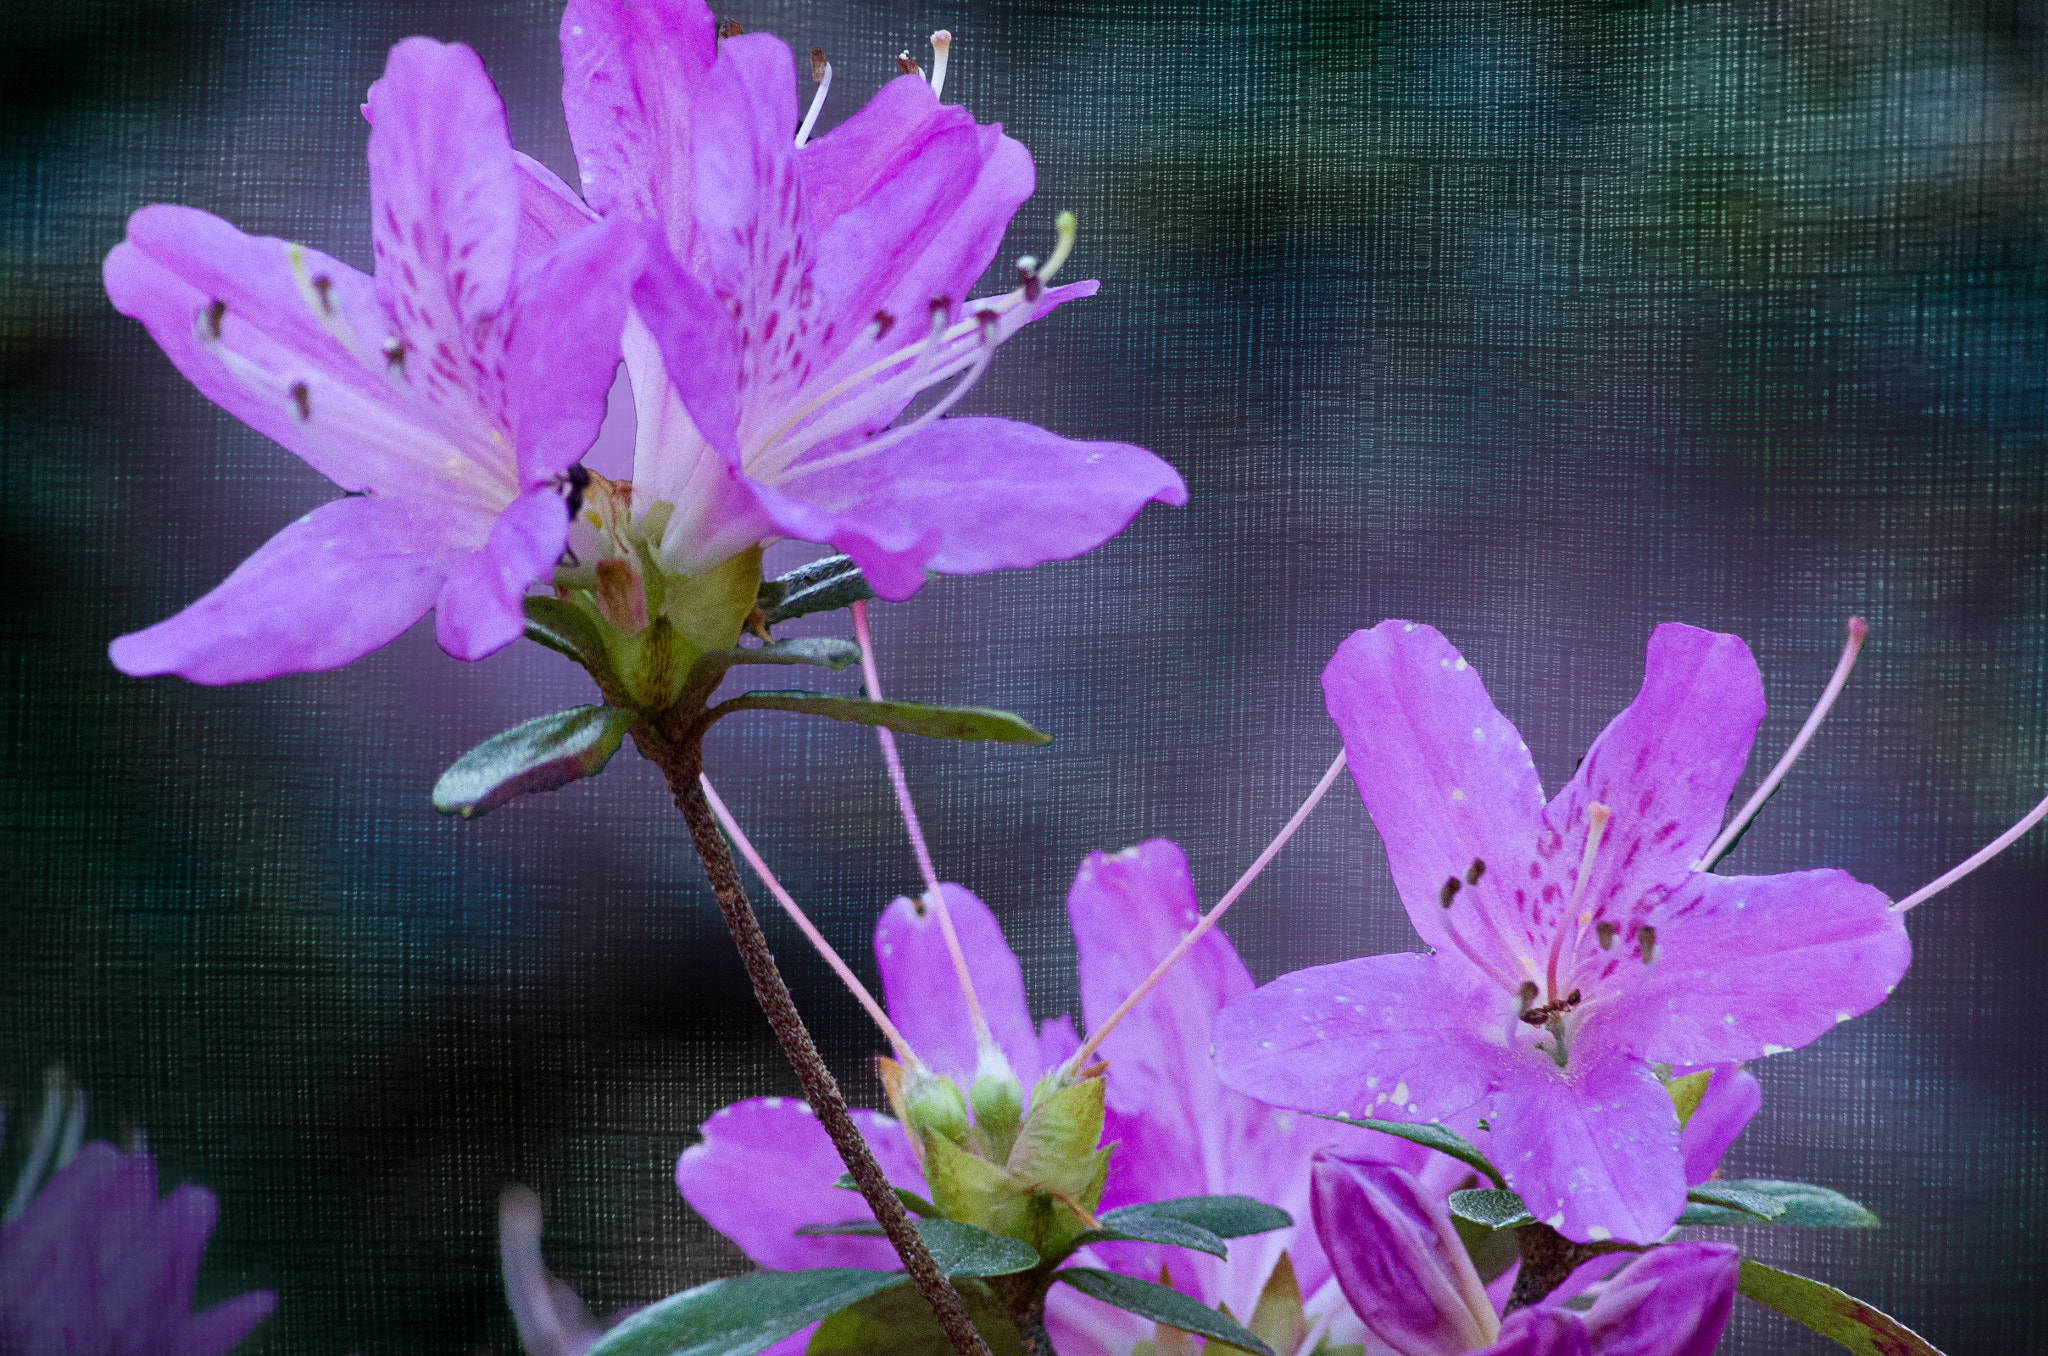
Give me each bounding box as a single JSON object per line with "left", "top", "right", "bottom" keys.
{"left": 676, "top": 843, "right": 1426, "bottom": 1356}
{"left": 1215, "top": 621, "right": 1910, "bottom": 1244}
{"left": 106, "top": 38, "right": 632, "bottom": 683}
{"left": 0, "top": 1143, "right": 273, "bottom": 1354}
{"left": 1312, "top": 1153, "right": 1738, "bottom": 1356}
{"left": 544, "top": 0, "right": 1185, "bottom": 599}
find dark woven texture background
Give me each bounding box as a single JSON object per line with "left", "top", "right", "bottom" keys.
{"left": 3, "top": 1, "right": 2044, "bottom": 1351}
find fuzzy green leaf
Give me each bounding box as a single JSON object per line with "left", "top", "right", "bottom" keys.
{"left": 1318, "top": 1116, "right": 1505, "bottom": 1190}
{"left": 432, "top": 705, "right": 636, "bottom": 819}
{"left": 1449, "top": 1215, "right": 1522, "bottom": 1285}
{"left": 586, "top": 1268, "right": 904, "bottom": 1356}
{"left": 524, "top": 595, "right": 609, "bottom": 667}
{"left": 1056, "top": 1269, "right": 1276, "bottom": 1356}
{"left": 1736, "top": 1260, "right": 1943, "bottom": 1355}
{"left": 806, "top": 1280, "right": 1022, "bottom": 1356}
{"left": 831, "top": 1172, "right": 939, "bottom": 1219}
{"left": 758, "top": 555, "right": 877, "bottom": 625}
{"left": 1075, "top": 1213, "right": 1228, "bottom": 1259}
{"left": 1104, "top": 1196, "right": 1292, "bottom": 1241}
{"left": 1683, "top": 1181, "right": 1787, "bottom": 1220}
{"left": 1679, "top": 1180, "right": 1878, "bottom": 1228}
{"left": 1447, "top": 1188, "right": 1536, "bottom": 1230}
{"left": 722, "top": 692, "right": 1050, "bottom": 745}
{"left": 914, "top": 1219, "right": 1042, "bottom": 1277}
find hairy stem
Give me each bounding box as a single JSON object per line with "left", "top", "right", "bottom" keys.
{"left": 1503, "top": 1223, "right": 1638, "bottom": 1313}
{"left": 642, "top": 724, "right": 992, "bottom": 1356}
{"left": 992, "top": 1273, "right": 1059, "bottom": 1356}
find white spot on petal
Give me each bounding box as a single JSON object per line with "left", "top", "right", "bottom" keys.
{"left": 1454, "top": 658, "right": 1469, "bottom": 671}
{"left": 1546, "top": 1212, "right": 1565, "bottom": 1228}
{"left": 1761, "top": 1044, "right": 1790, "bottom": 1056}
{"left": 1723, "top": 1014, "right": 1737, "bottom": 1025}
{"left": 1393, "top": 1081, "right": 1409, "bottom": 1104}
{"left": 764, "top": 1097, "right": 783, "bottom": 1109}
{"left": 1835, "top": 1012, "right": 1853, "bottom": 1024}
{"left": 1587, "top": 1226, "right": 1612, "bottom": 1242}
{"left": 1451, "top": 789, "right": 1466, "bottom": 802}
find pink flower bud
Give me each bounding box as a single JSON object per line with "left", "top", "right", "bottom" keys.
{"left": 1580, "top": 1241, "right": 1739, "bottom": 1356}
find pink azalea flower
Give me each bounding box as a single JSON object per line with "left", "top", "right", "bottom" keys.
{"left": 0, "top": 1143, "right": 273, "bottom": 1354}
{"left": 1214, "top": 621, "right": 1911, "bottom": 1244}
{"left": 1311, "top": 1153, "right": 1738, "bottom": 1356}
{"left": 105, "top": 38, "right": 632, "bottom": 683}
{"left": 537, "top": 0, "right": 1186, "bottom": 598}
{"left": 675, "top": 844, "right": 1395, "bottom": 1356}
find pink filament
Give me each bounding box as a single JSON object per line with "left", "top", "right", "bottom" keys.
{"left": 1892, "top": 787, "right": 2048, "bottom": 913}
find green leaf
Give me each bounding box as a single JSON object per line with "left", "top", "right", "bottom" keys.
{"left": 1736, "top": 1259, "right": 1944, "bottom": 1355}
{"left": 1447, "top": 1188, "right": 1536, "bottom": 1230}
{"left": 1318, "top": 1116, "right": 1505, "bottom": 1190}
{"left": 432, "top": 705, "right": 637, "bottom": 819}
{"left": 759, "top": 555, "right": 877, "bottom": 625}
{"left": 721, "top": 692, "right": 1051, "bottom": 746}
{"left": 1678, "top": 1179, "right": 1879, "bottom": 1229}
{"left": 586, "top": 1268, "right": 905, "bottom": 1356}
{"left": 1683, "top": 1181, "right": 1786, "bottom": 1220}
{"left": 1449, "top": 1215, "right": 1521, "bottom": 1286}
{"left": 832, "top": 1172, "right": 940, "bottom": 1219}
{"left": 1103, "top": 1196, "right": 1293, "bottom": 1240}
{"left": 913, "top": 1218, "right": 1042, "bottom": 1277}
{"left": 1056, "top": 1269, "right": 1277, "bottom": 1356}
{"left": 1075, "top": 1213, "right": 1228, "bottom": 1259}
{"left": 806, "top": 1279, "right": 1022, "bottom": 1356}
{"left": 524, "top": 595, "right": 608, "bottom": 667}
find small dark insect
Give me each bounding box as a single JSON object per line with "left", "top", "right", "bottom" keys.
{"left": 560, "top": 464, "right": 591, "bottom": 518}
{"left": 1519, "top": 988, "right": 1583, "bottom": 1027}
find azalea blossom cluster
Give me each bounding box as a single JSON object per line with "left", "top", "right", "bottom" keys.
{"left": 83, "top": 0, "right": 2047, "bottom": 1353}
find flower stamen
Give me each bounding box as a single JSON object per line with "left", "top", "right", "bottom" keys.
{"left": 1548, "top": 802, "right": 1610, "bottom": 1001}
{"left": 928, "top": 31, "right": 952, "bottom": 101}
{"left": 1891, "top": 786, "right": 2048, "bottom": 913}
{"left": 795, "top": 48, "right": 832, "bottom": 148}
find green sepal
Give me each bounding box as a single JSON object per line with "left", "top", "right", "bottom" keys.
{"left": 759, "top": 554, "right": 878, "bottom": 626}
{"left": 1056, "top": 1269, "right": 1277, "bottom": 1356}
{"left": 585, "top": 1268, "right": 904, "bottom": 1356}
{"left": 1736, "top": 1259, "right": 1943, "bottom": 1355}
{"left": 1007, "top": 1076, "right": 1107, "bottom": 1201}
{"left": 431, "top": 705, "right": 637, "bottom": 819}
{"left": 1446, "top": 1188, "right": 1536, "bottom": 1230}
{"left": 920, "top": 1128, "right": 1030, "bottom": 1239}
{"left": 719, "top": 691, "right": 1051, "bottom": 746}
{"left": 1205, "top": 1254, "right": 1308, "bottom": 1356}
{"left": 524, "top": 595, "right": 611, "bottom": 670}
{"left": 830, "top": 1172, "right": 939, "bottom": 1219}
{"left": 806, "top": 1279, "right": 1022, "bottom": 1356}
{"left": 1318, "top": 1115, "right": 1505, "bottom": 1190}
{"left": 1678, "top": 1179, "right": 1878, "bottom": 1228}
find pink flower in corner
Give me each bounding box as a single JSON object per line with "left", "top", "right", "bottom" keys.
{"left": 540, "top": 0, "right": 1186, "bottom": 598}
{"left": 1214, "top": 621, "right": 1910, "bottom": 1244}
{"left": 0, "top": 1144, "right": 273, "bottom": 1355}
{"left": 105, "top": 38, "right": 633, "bottom": 684}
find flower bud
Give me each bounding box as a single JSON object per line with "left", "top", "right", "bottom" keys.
{"left": 1673, "top": 1065, "right": 1760, "bottom": 1186}
{"left": 902, "top": 1069, "right": 971, "bottom": 1149}
{"left": 1580, "top": 1241, "right": 1738, "bottom": 1356}
{"left": 1311, "top": 1149, "right": 1499, "bottom": 1356}
{"left": 1488, "top": 1307, "right": 1591, "bottom": 1356}
{"left": 968, "top": 1047, "right": 1026, "bottom": 1162}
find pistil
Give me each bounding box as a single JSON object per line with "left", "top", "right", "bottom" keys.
{"left": 928, "top": 31, "right": 953, "bottom": 101}
{"left": 795, "top": 48, "right": 832, "bottom": 148}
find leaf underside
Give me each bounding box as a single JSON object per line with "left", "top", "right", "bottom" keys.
{"left": 585, "top": 1268, "right": 905, "bottom": 1356}
{"left": 1057, "top": 1268, "right": 1277, "bottom": 1356}
{"left": 1737, "top": 1259, "right": 1944, "bottom": 1356}
{"left": 1319, "top": 1115, "right": 1505, "bottom": 1190}
{"left": 1447, "top": 1188, "right": 1537, "bottom": 1230}
{"left": 724, "top": 691, "right": 1051, "bottom": 745}
{"left": 758, "top": 554, "right": 878, "bottom": 625}
{"left": 1679, "top": 1180, "right": 1878, "bottom": 1229}
{"left": 431, "top": 704, "right": 636, "bottom": 819}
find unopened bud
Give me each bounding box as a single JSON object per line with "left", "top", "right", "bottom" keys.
{"left": 903, "top": 1069, "right": 970, "bottom": 1148}
{"left": 1311, "top": 1150, "right": 1499, "bottom": 1356}
{"left": 968, "top": 1047, "right": 1026, "bottom": 1162}
{"left": 1582, "top": 1242, "right": 1739, "bottom": 1356}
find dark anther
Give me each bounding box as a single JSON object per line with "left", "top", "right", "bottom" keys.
{"left": 717, "top": 18, "right": 743, "bottom": 38}
{"left": 1439, "top": 877, "right": 1461, "bottom": 907}
{"left": 562, "top": 464, "right": 591, "bottom": 518}
{"left": 1520, "top": 1008, "right": 1550, "bottom": 1027}
{"left": 203, "top": 298, "right": 227, "bottom": 339}
{"left": 289, "top": 382, "right": 311, "bottom": 421}
{"left": 312, "top": 274, "right": 334, "bottom": 313}
{"left": 872, "top": 310, "right": 896, "bottom": 340}
{"left": 1019, "top": 267, "right": 1045, "bottom": 303}
{"left": 928, "top": 295, "right": 952, "bottom": 321}
{"left": 1638, "top": 926, "right": 1657, "bottom": 964}
{"left": 975, "top": 307, "right": 1000, "bottom": 330}
{"left": 895, "top": 52, "right": 923, "bottom": 76}
{"left": 810, "top": 46, "right": 828, "bottom": 83}
{"left": 1596, "top": 921, "right": 1617, "bottom": 950}
{"left": 1565, "top": 989, "right": 1581, "bottom": 1007}
{"left": 1518, "top": 980, "right": 1538, "bottom": 1008}
{"left": 383, "top": 336, "right": 407, "bottom": 372}
{"left": 1466, "top": 858, "right": 1487, "bottom": 886}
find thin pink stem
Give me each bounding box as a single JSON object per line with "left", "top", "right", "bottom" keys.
{"left": 1694, "top": 616, "right": 1870, "bottom": 871}
{"left": 1067, "top": 748, "right": 1351, "bottom": 1072}
{"left": 850, "top": 600, "right": 993, "bottom": 1052}
{"left": 700, "top": 773, "right": 918, "bottom": 1064}
{"left": 1892, "top": 787, "right": 2048, "bottom": 913}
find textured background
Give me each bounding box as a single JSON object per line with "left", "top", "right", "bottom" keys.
{"left": 3, "top": 0, "right": 2045, "bottom": 1351}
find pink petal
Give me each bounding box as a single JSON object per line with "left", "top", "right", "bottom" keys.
{"left": 1312, "top": 1153, "right": 1498, "bottom": 1356}
{"left": 1677, "top": 1065, "right": 1760, "bottom": 1186}
{"left": 1320, "top": 622, "right": 1548, "bottom": 966}
{"left": 1214, "top": 952, "right": 1504, "bottom": 1127}
{"left": 1483, "top": 1308, "right": 1592, "bottom": 1356}
{"left": 176, "top": 1291, "right": 277, "bottom": 1356}
{"left": 673, "top": 1098, "right": 922, "bottom": 1272}
{"left": 109, "top": 496, "right": 458, "bottom": 683}
{"left": 1544, "top": 624, "right": 1765, "bottom": 893}
{"left": 515, "top": 151, "right": 598, "bottom": 263}
{"left": 509, "top": 216, "right": 640, "bottom": 483}
{"left": 1579, "top": 1242, "right": 1739, "bottom": 1356}
{"left": 1483, "top": 1043, "right": 1685, "bottom": 1245}
{"left": 875, "top": 886, "right": 1043, "bottom": 1087}
{"left": 366, "top": 39, "right": 519, "bottom": 429}
{"left": 434, "top": 487, "right": 569, "bottom": 661}
{"left": 763, "top": 415, "right": 1187, "bottom": 602}
{"left": 559, "top": 0, "right": 717, "bottom": 236}
{"left": 629, "top": 230, "right": 744, "bottom": 463}
{"left": 1616, "top": 868, "right": 1909, "bottom": 1067}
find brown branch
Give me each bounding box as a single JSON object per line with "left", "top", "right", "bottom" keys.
{"left": 641, "top": 722, "right": 993, "bottom": 1356}
{"left": 1503, "top": 1222, "right": 1643, "bottom": 1313}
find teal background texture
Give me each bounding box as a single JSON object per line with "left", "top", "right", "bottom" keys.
{"left": 3, "top": 0, "right": 2044, "bottom": 1351}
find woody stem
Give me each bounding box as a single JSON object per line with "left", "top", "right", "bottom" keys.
{"left": 638, "top": 721, "right": 992, "bottom": 1356}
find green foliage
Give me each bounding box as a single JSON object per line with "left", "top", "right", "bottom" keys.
{"left": 805, "top": 1280, "right": 1022, "bottom": 1356}
{"left": 1318, "top": 1115, "right": 1505, "bottom": 1189}
{"left": 1075, "top": 1195, "right": 1294, "bottom": 1260}
{"left": 757, "top": 554, "right": 879, "bottom": 625}
{"left": 1679, "top": 1180, "right": 1879, "bottom": 1228}
{"left": 830, "top": 1172, "right": 938, "bottom": 1218}
{"left": 1056, "top": 1268, "right": 1276, "bottom": 1356}
{"left": 912, "top": 1218, "right": 1041, "bottom": 1278}
{"left": 1737, "top": 1260, "right": 1943, "bottom": 1355}
{"left": 585, "top": 1269, "right": 905, "bottom": 1356}
{"left": 1446, "top": 1188, "right": 1536, "bottom": 1230}
{"left": 431, "top": 705, "right": 636, "bottom": 819}
{"left": 1075, "top": 1211, "right": 1228, "bottom": 1259}
{"left": 1449, "top": 1214, "right": 1521, "bottom": 1285}
{"left": 719, "top": 691, "right": 1051, "bottom": 745}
